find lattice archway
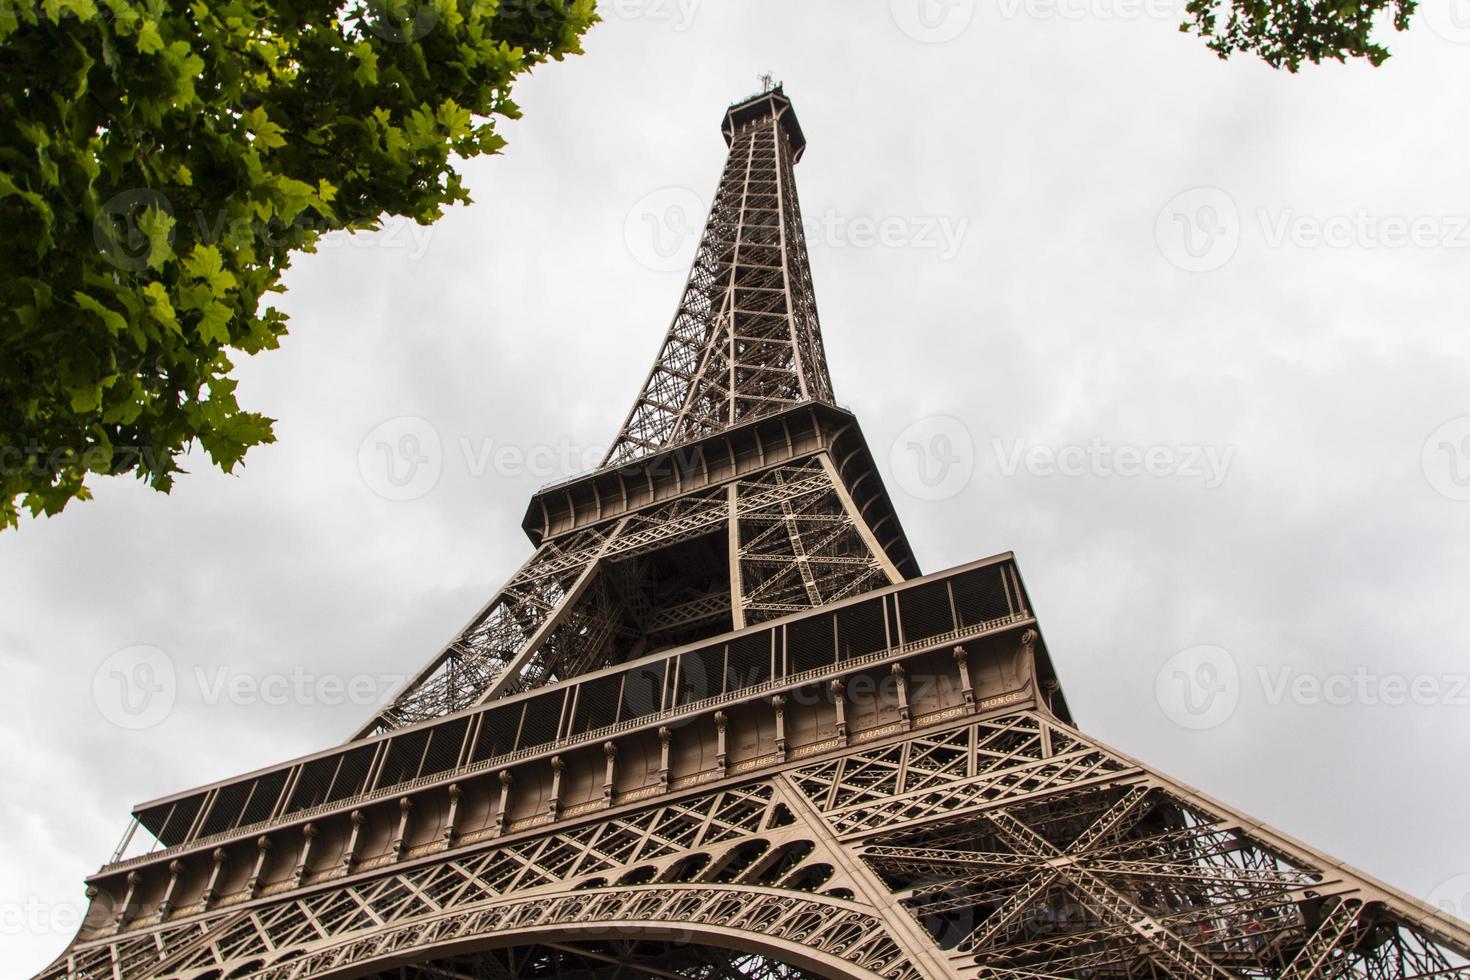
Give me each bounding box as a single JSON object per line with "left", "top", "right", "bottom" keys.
{"left": 196, "top": 885, "right": 918, "bottom": 980}
{"left": 361, "top": 939, "right": 828, "bottom": 979}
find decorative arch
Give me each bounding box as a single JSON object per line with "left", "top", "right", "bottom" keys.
{"left": 208, "top": 884, "right": 918, "bottom": 980}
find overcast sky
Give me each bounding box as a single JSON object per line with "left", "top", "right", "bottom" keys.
{"left": 6, "top": 2, "right": 1470, "bottom": 974}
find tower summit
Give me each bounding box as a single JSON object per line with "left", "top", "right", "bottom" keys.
{"left": 608, "top": 85, "right": 820, "bottom": 466}
{"left": 41, "top": 91, "right": 1470, "bottom": 980}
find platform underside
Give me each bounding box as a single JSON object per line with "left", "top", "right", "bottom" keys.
{"left": 46, "top": 701, "right": 1470, "bottom": 980}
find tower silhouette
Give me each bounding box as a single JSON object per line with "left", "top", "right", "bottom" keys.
{"left": 43, "top": 88, "right": 1470, "bottom": 980}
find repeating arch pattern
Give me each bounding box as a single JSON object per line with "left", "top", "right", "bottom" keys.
{"left": 226, "top": 885, "right": 916, "bottom": 980}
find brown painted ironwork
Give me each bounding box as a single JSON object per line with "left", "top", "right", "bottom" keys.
{"left": 38, "top": 87, "right": 1470, "bottom": 980}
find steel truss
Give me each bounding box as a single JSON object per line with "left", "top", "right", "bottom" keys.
{"left": 363, "top": 453, "right": 899, "bottom": 735}
{"left": 45, "top": 711, "right": 1470, "bottom": 980}
{"left": 38, "top": 87, "right": 1470, "bottom": 980}
{"left": 605, "top": 88, "right": 832, "bottom": 467}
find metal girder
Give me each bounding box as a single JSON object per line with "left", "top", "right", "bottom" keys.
{"left": 605, "top": 88, "right": 832, "bottom": 467}
{"left": 42, "top": 87, "right": 1470, "bottom": 980}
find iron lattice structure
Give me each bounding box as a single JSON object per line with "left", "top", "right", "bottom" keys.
{"left": 41, "top": 88, "right": 1470, "bottom": 980}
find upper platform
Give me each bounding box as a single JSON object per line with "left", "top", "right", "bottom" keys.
{"left": 723, "top": 85, "right": 806, "bottom": 161}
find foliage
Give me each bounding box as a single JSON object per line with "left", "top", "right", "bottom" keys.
{"left": 0, "top": 0, "right": 595, "bottom": 527}
{"left": 1183, "top": 0, "right": 1417, "bottom": 70}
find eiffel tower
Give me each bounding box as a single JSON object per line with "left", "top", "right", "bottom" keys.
{"left": 43, "top": 87, "right": 1470, "bottom": 980}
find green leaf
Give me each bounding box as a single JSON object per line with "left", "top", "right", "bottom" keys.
{"left": 243, "top": 106, "right": 287, "bottom": 152}
{"left": 0, "top": 0, "right": 595, "bottom": 527}
{"left": 138, "top": 207, "right": 176, "bottom": 271}
{"left": 136, "top": 19, "right": 164, "bottom": 53}
{"left": 196, "top": 300, "right": 232, "bottom": 344}
{"left": 74, "top": 290, "right": 128, "bottom": 336}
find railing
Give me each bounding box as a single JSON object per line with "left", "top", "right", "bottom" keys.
{"left": 106, "top": 554, "right": 1030, "bottom": 874}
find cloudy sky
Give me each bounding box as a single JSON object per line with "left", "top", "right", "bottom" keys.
{"left": 6, "top": 1, "right": 1470, "bottom": 973}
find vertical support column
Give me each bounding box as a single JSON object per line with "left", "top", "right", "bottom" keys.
{"left": 443, "top": 784, "right": 462, "bottom": 848}
{"left": 727, "top": 483, "right": 746, "bottom": 630}
{"left": 771, "top": 776, "right": 957, "bottom": 980}
{"left": 831, "top": 679, "right": 848, "bottom": 742}
{"left": 772, "top": 695, "right": 788, "bottom": 760}
{"left": 246, "top": 836, "right": 272, "bottom": 899}
{"left": 115, "top": 872, "right": 141, "bottom": 930}
{"left": 816, "top": 453, "right": 903, "bottom": 585}
{"left": 494, "top": 770, "right": 513, "bottom": 837}
{"left": 158, "top": 861, "right": 184, "bottom": 919}
{"left": 891, "top": 662, "right": 912, "bottom": 729}
{"left": 343, "top": 811, "right": 367, "bottom": 873}
{"left": 390, "top": 798, "right": 413, "bottom": 860}
{"left": 658, "top": 727, "right": 673, "bottom": 792}
{"left": 292, "top": 824, "right": 317, "bottom": 887}
{"left": 201, "top": 849, "right": 227, "bottom": 910}
{"left": 548, "top": 756, "right": 564, "bottom": 821}
{"left": 714, "top": 711, "right": 729, "bottom": 773}
{"left": 602, "top": 742, "right": 618, "bottom": 806}
{"left": 954, "top": 644, "right": 976, "bottom": 713}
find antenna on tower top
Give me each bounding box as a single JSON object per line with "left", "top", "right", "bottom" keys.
{"left": 758, "top": 71, "right": 776, "bottom": 93}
